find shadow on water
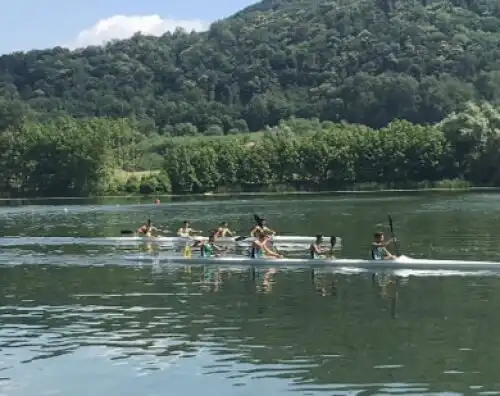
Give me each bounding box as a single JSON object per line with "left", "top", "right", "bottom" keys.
{"left": 1, "top": 264, "right": 500, "bottom": 395}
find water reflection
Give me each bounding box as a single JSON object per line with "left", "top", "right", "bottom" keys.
{"left": 3, "top": 264, "right": 500, "bottom": 395}
{"left": 4, "top": 193, "right": 500, "bottom": 395}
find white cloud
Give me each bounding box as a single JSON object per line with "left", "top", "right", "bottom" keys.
{"left": 67, "top": 14, "right": 209, "bottom": 49}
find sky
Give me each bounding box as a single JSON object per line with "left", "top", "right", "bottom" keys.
{"left": 1, "top": 0, "right": 258, "bottom": 54}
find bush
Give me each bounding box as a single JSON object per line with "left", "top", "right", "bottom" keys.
{"left": 139, "top": 172, "right": 172, "bottom": 195}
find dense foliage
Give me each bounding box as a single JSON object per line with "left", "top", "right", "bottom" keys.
{"left": 157, "top": 103, "right": 500, "bottom": 194}
{"left": 0, "top": 117, "right": 169, "bottom": 197}
{"left": 2, "top": 0, "right": 500, "bottom": 134}
{"left": 1, "top": 102, "right": 500, "bottom": 197}
{"left": 2, "top": 0, "right": 500, "bottom": 197}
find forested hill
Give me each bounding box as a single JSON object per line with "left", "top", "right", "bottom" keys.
{"left": 2, "top": 0, "right": 500, "bottom": 135}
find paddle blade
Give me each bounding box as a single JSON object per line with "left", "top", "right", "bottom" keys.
{"left": 120, "top": 230, "right": 134, "bottom": 235}
{"left": 330, "top": 236, "right": 336, "bottom": 248}
{"left": 387, "top": 214, "right": 400, "bottom": 256}
{"left": 253, "top": 214, "right": 261, "bottom": 223}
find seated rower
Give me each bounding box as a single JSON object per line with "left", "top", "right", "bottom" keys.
{"left": 250, "top": 218, "right": 276, "bottom": 237}
{"left": 213, "top": 222, "right": 234, "bottom": 238}
{"left": 177, "top": 221, "right": 202, "bottom": 237}
{"left": 200, "top": 234, "right": 225, "bottom": 258}
{"left": 309, "top": 234, "right": 334, "bottom": 259}
{"left": 371, "top": 231, "right": 397, "bottom": 260}
{"left": 137, "top": 219, "right": 159, "bottom": 237}
{"left": 250, "top": 231, "right": 281, "bottom": 259}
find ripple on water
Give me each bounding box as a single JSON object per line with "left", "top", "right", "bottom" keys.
{"left": 3, "top": 196, "right": 500, "bottom": 395}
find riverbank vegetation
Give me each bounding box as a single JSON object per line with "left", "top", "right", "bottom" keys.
{"left": 0, "top": 101, "right": 499, "bottom": 196}
{"left": 1, "top": 0, "right": 500, "bottom": 196}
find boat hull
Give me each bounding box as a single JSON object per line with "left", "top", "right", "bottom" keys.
{"left": 123, "top": 254, "right": 500, "bottom": 272}
{"left": 109, "top": 235, "right": 342, "bottom": 246}
{"left": 0, "top": 235, "right": 342, "bottom": 249}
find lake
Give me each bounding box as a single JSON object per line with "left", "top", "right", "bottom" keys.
{"left": 1, "top": 191, "right": 500, "bottom": 395}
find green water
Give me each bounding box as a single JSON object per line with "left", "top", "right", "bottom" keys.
{"left": 1, "top": 192, "right": 500, "bottom": 395}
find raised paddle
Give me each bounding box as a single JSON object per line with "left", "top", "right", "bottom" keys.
{"left": 388, "top": 215, "right": 400, "bottom": 256}
{"left": 234, "top": 214, "right": 280, "bottom": 242}
{"left": 329, "top": 236, "right": 337, "bottom": 257}
{"left": 231, "top": 214, "right": 266, "bottom": 242}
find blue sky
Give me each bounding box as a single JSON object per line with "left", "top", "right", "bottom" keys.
{"left": 2, "top": 0, "right": 257, "bottom": 54}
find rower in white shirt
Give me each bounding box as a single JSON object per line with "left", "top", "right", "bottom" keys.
{"left": 177, "top": 221, "right": 202, "bottom": 237}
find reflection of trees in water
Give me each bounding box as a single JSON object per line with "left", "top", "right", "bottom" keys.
{"left": 2, "top": 265, "right": 499, "bottom": 392}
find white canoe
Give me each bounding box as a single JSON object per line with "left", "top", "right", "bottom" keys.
{"left": 123, "top": 254, "right": 500, "bottom": 272}
{"left": 107, "top": 235, "right": 342, "bottom": 247}
{"left": 0, "top": 235, "right": 342, "bottom": 250}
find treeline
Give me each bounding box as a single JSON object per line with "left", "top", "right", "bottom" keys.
{"left": 1, "top": 0, "right": 500, "bottom": 134}
{"left": 0, "top": 117, "right": 163, "bottom": 197}
{"left": 1, "top": 102, "right": 499, "bottom": 197}
{"left": 157, "top": 102, "right": 500, "bottom": 194}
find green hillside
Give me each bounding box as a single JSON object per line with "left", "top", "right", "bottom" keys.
{"left": 1, "top": 0, "right": 500, "bottom": 135}
{"left": 2, "top": 0, "right": 500, "bottom": 197}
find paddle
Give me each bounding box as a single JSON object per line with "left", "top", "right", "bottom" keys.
{"left": 183, "top": 244, "right": 192, "bottom": 258}
{"left": 231, "top": 214, "right": 265, "bottom": 242}
{"left": 329, "top": 236, "right": 336, "bottom": 257}
{"left": 388, "top": 215, "right": 400, "bottom": 256}
{"left": 120, "top": 226, "right": 170, "bottom": 235}
{"left": 253, "top": 213, "right": 262, "bottom": 225}
{"left": 234, "top": 213, "right": 281, "bottom": 243}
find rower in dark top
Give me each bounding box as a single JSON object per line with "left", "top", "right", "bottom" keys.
{"left": 371, "top": 231, "right": 397, "bottom": 260}
{"left": 200, "top": 234, "right": 225, "bottom": 258}
{"left": 309, "top": 234, "right": 328, "bottom": 259}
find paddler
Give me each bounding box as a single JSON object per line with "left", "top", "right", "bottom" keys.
{"left": 213, "top": 222, "right": 234, "bottom": 238}
{"left": 371, "top": 232, "right": 397, "bottom": 260}
{"left": 250, "top": 231, "right": 281, "bottom": 259}
{"left": 137, "top": 219, "right": 159, "bottom": 237}
{"left": 309, "top": 234, "right": 332, "bottom": 259}
{"left": 250, "top": 218, "right": 276, "bottom": 237}
{"left": 177, "top": 221, "right": 202, "bottom": 237}
{"left": 200, "top": 234, "right": 225, "bottom": 258}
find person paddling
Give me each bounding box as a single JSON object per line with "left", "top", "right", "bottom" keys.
{"left": 177, "top": 221, "right": 202, "bottom": 237}
{"left": 200, "top": 234, "right": 225, "bottom": 258}
{"left": 137, "top": 219, "right": 159, "bottom": 237}
{"left": 371, "top": 232, "right": 397, "bottom": 260}
{"left": 250, "top": 231, "right": 281, "bottom": 259}
{"left": 309, "top": 235, "right": 329, "bottom": 259}
{"left": 213, "top": 222, "right": 234, "bottom": 238}
{"left": 250, "top": 218, "right": 276, "bottom": 237}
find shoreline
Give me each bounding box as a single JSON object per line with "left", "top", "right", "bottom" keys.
{"left": 0, "top": 185, "right": 499, "bottom": 202}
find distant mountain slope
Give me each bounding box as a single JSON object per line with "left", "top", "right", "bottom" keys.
{"left": 1, "top": 0, "right": 500, "bottom": 134}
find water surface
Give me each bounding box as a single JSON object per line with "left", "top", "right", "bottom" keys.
{"left": 1, "top": 192, "right": 500, "bottom": 395}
